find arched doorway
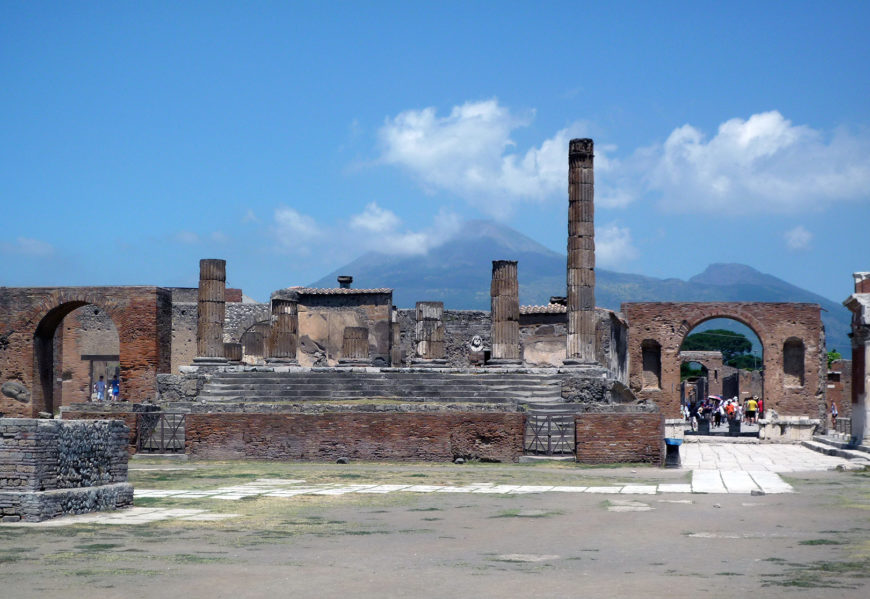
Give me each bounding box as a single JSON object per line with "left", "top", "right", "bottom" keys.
{"left": 679, "top": 317, "right": 764, "bottom": 406}
{"left": 33, "top": 302, "right": 120, "bottom": 413}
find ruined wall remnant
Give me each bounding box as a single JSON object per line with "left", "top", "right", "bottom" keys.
{"left": 623, "top": 302, "right": 824, "bottom": 419}
{"left": 0, "top": 287, "right": 172, "bottom": 416}
{"left": 0, "top": 418, "right": 133, "bottom": 522}
{"left": 565, "top": 138, "right": 597, "bottom": 365}
{"left": 275, "top": 287, "right": 392, "bottom": 368}
{"left": 490, "top": 260, "right": 521, "bottom": 365}
{"left": 195, "top": 259, "right": 227, "bottom": 363}
{"left": 844, "top": 272, "right": 870, "bottom": 442}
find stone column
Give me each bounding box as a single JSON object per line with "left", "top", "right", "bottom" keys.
{"left": 195, "top": 259, "right": 227, "bottom": 363}
{"left": 223, "top": 342, "right": 242, "bottom": 364}
{"left": 390, "top": 307, "right": 403, "bottom": 367}
{"left": 565, "top": 138, "right": 597, "bottom": 366}
{"left": 338, "top": 326, "right": 370, "bottom": 366}
{"left": 845, "top": 272, "right": 870, "bottom": 443}
{"left": 266, "top": 298, "right": 299, "bottom": 364}
{"left": 489, "top": 260, "right": 521, "bottom": 366}
{"left": 412, "top": 301, "right": 446, "bottom": 366}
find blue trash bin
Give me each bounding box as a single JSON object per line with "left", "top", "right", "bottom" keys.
{"left": 664, "top": 437, "right": 682, "bottom": 468}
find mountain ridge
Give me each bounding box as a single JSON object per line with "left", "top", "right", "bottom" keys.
{"left": 309, "top": 221, "right": 851, "bottom": 352}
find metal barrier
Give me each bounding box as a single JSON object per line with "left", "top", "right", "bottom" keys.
{"left": 137, "top": 412, "right": 186, "bottom": 453}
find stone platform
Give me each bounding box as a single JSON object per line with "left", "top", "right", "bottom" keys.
{"left": 0, "top": 418, "right": 133, "bottom": 522}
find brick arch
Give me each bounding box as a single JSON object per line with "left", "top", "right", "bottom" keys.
{"left": 0, "top": 286, "right": 170, "bottom": 416}
{"left": 622, "top": 302, "right": 824, "bottom": 419}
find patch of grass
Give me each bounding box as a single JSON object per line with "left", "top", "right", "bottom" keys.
{"left": 763, "top": 557, "right": 786, "bottom": 563}
{"left": 491, "top": 509, "right": 563, "bottom": 519}
{"left": 716, "top": 572, "right": 743, "bottom": 576}
{"left": 73, "top": 543, "right": 124, "bottom": 552}
{"left": 167, "top": 553, "right": 231, "bottom": 564}
{"left": 69, "top": 568, "right": 160, "bottom": 578}
{"left": 761, "top": 558, "right": 870, "bottom": 589}
{"left": 799, "top": 539, "right": 844, "bottom": 546}
{"left": 408, "top": 507, "right": 441, "bottom": 512}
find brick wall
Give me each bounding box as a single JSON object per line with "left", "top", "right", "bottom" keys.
{"left": 0, "top": 287, "right": 172, "bottom": 416}
{"left": 827, "top": 359, "right": 852, "bottom": 419}
{"left": 185, "top": 412, "right": 525, "bottom": 462}
{"left": 574, "top": 412, "right": 664, "bottom": 464}
{"left": 623, "top": 302, "right": 824, "bottom": 419}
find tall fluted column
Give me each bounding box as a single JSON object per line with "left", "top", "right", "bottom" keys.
{"left": 412, "top": 301, "right": 447, "bottom": 366}
{"left": 266, "top": 298, "right": 298, "bottom": 364}
{"left": 390, "top": 307, "right": 403, "bottom": 366}
{"left": 195, "top": 259, "right": 227, "bottom": 363}
{"left": 490, "top": 260, "right": 521, "bottom": 365}
{"left": 565, "top": 138, "right": 597, "bottom": 365}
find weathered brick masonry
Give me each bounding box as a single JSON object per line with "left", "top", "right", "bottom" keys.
{"left": 623, "top": 302, "right": 824, "bottom": 419}
{"left": 184, "top": 412, "right": 525, "bottom": 462}
{"left": 0, "top": 286, "right": 172, "bottom": 416}
{"left": 62, "top": 408, "right": 143, "bottom": 454}
{"left": 574, "top": 412, "right": 664, "bottom": 464}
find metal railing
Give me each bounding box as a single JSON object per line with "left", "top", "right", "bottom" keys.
{"left": 137, "top": 412, "right": 186, "bottom": 453}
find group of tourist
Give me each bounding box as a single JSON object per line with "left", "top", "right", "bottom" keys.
{"left": 683, "top": 395, "right": 764, "bottom": 429}
{"left": 92, "top": 375, "right": 120, "bottom": 402}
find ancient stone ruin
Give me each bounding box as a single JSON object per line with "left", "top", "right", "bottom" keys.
{"left": 0, "top": 138, "right": 842, "bottom": 467}
{"left": 0, "top": 418, "right": 133, "bottom": 522}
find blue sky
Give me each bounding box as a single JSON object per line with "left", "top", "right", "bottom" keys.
{"left": 2, "top": 1, "right": 868, "bottom": 303}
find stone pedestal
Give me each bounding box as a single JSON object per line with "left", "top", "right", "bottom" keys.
{"left": 266, "top": 297, "right": 299, "bottom": 364}
{"left": 564, "top": 139, "right": 597, "bottom": 366}
{"left": 194, "top": 259, "right": 228, "bottom": 364}
{"left": 224, "top": 342, "right": 242, "bottom": 365}
{"left": 412, "top": 302, "right": 447, "bottom": 367}
{"left": 489, "top": 260, "right": 521, "bottom": 367}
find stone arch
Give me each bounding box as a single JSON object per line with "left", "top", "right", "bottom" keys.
{"left": 31, "top": 296, "right": 122, "bottom": 415}
{"left": 1, "top": 286, "right": 169, "bottom": 416}
{"left": 622, "top": 302, "right": 823, "bottom": 419}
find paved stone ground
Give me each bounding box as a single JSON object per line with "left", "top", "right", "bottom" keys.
{"left": 680, "top": 442, "right": 854, "bottom": 472}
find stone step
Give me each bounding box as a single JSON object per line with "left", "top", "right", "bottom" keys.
{"left": 801, "top": 439, "right": 870, "bottom": 463}
{"left": 197, "top": 395, "right": 518, "bottom": 404}
{"left": 809, "top": 435, "right": 870, "bottom": 456}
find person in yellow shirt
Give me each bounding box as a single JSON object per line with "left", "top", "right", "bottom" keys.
{"left": 746, "top": 397, "right": 758, "bottom": 424}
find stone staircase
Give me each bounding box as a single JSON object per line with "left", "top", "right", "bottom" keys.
{"left": 194, "top": 370, "right": 563, "bottom": 408}
{"left": 802, "top": 434, "right": 870, "bottom": 465}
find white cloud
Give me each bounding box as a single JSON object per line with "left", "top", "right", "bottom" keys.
{"left": 784, "top": 225, "right": 813, "bottom": 251}
{"left": 174, "top": 231, "right": 200, "bottom": 244}
{"left": 636, "top": 111, "right": 870, "bottom": 213}
{"left": 595, "top": 224, "right": 638, "bottom": 268}
{"left": 378, "top": 99, "right": 593, "bottom": 216}
{"left": 1, "top": 237, "right": 55, "bottom": 256}
{"left": 348, "top": 203, "right": 461, "bottom": 255}
{"left": 210, "top": 231, "right": 229, "bottom": 244}
{"left": 350, "top": 202, "right": 401, "bottom": 233}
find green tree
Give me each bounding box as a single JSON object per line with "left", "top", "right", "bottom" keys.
{"left": 681, "top": 329, "right": 752, "bottom": 363}
{"left": 827, "top": 349, "right": 842, "bottom": 368}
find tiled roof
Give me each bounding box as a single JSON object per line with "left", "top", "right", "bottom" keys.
{"left": 293, "top": 287, "right": 392, "bottom": 295}
{"left": 520, "top": 304, "right": 567, "bottom": 314}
